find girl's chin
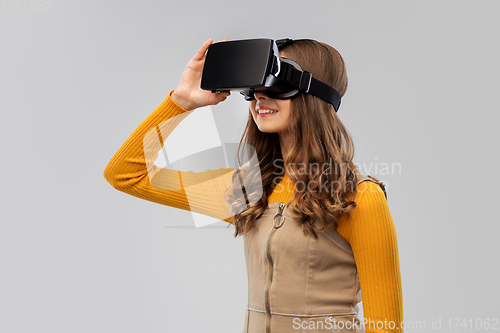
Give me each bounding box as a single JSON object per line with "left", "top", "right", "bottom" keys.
{"left": 257, "top": 127, "right": 281, "bottom": 134}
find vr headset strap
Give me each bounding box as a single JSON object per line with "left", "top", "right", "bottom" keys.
{"left": 282, "top": 62, "right": 342, "bottom": 112}
{"left": 309, "top": 76, "right": 342, "bottom": 112}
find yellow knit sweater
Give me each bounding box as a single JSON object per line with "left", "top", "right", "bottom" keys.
{"left": 104, "top": 90, "right": 404, "bottom": 332}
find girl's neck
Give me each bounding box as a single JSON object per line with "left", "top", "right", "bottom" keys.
{"left": 279, "top": 132, "right": 292, "bottom": 163}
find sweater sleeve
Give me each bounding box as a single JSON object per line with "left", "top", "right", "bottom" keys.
{"left": 103, "top": 90, "right": 237, "bottom": 224}
{"left": 337, "top": 181, "right": 404, "bottom": 333}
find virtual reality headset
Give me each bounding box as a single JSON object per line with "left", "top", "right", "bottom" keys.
{"left": 201, "top": 38, "right": 342, "bottom": 112}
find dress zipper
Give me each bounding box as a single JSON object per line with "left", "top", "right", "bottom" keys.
{"left": 264, "top": 202, "right": 286, "bottom": 333}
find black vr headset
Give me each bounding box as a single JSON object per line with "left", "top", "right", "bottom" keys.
{"left": 200, "top": 38, "right": 342, "bottom": 112}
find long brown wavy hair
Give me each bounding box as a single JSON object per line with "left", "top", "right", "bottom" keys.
{"left": 224, "top": 39, "right": 360, "bottom": 239}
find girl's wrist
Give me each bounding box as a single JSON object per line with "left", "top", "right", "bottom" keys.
{"left": 171, "top": 90, "right": 195, "bottom": 111}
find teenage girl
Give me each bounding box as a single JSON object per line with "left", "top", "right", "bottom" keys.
{"left": 104, "top": 38, "right": 404, "bottom": 333}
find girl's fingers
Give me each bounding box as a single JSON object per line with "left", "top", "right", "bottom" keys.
{"left": 209, "top": 91, "right": 230, "bottom": 105}
{"left": 193, "top": 39, "right": 227, "bottom": 63}
{"left": 219, "top": 92, "right": 231, "bottom": 102}
{"left": 193, "top": 39, "right": 213, "bottom": 61}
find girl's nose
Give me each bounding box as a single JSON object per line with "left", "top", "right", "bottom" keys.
{"left": 253, "top": 91, "right": 268, "bottom": 99}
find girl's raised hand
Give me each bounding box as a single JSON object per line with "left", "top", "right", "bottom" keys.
{"left": 171, "top": 39, "right": 230, "bottom": 111}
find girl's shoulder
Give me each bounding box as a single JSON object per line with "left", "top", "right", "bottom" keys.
{"left": 355, "top": 174, "right": 387, "bottom": 200}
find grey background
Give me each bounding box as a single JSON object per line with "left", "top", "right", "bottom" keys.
{"left": 1, "top": 0, "right": 499, "bottom": 332}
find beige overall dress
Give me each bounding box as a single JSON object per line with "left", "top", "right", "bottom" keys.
{"left": 242, "top": 175, "right": 387, "bottom": 333}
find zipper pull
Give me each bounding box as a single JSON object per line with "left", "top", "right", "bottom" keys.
{"left": 273, "top": 202, "right": 286, "bottom": 229}
{"left": 277, "top": 202, "right": 285, "bottom": 214}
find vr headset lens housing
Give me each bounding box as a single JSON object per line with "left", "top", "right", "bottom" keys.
{"left": 201, "top": 38, "right": 342, "bottom": 112}
{"left": 201, "top": 39, "right": 274, "bottom": 90}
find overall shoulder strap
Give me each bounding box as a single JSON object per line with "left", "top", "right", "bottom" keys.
{"left": 356, "top": 174, "right": 388, "bottom": 200}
